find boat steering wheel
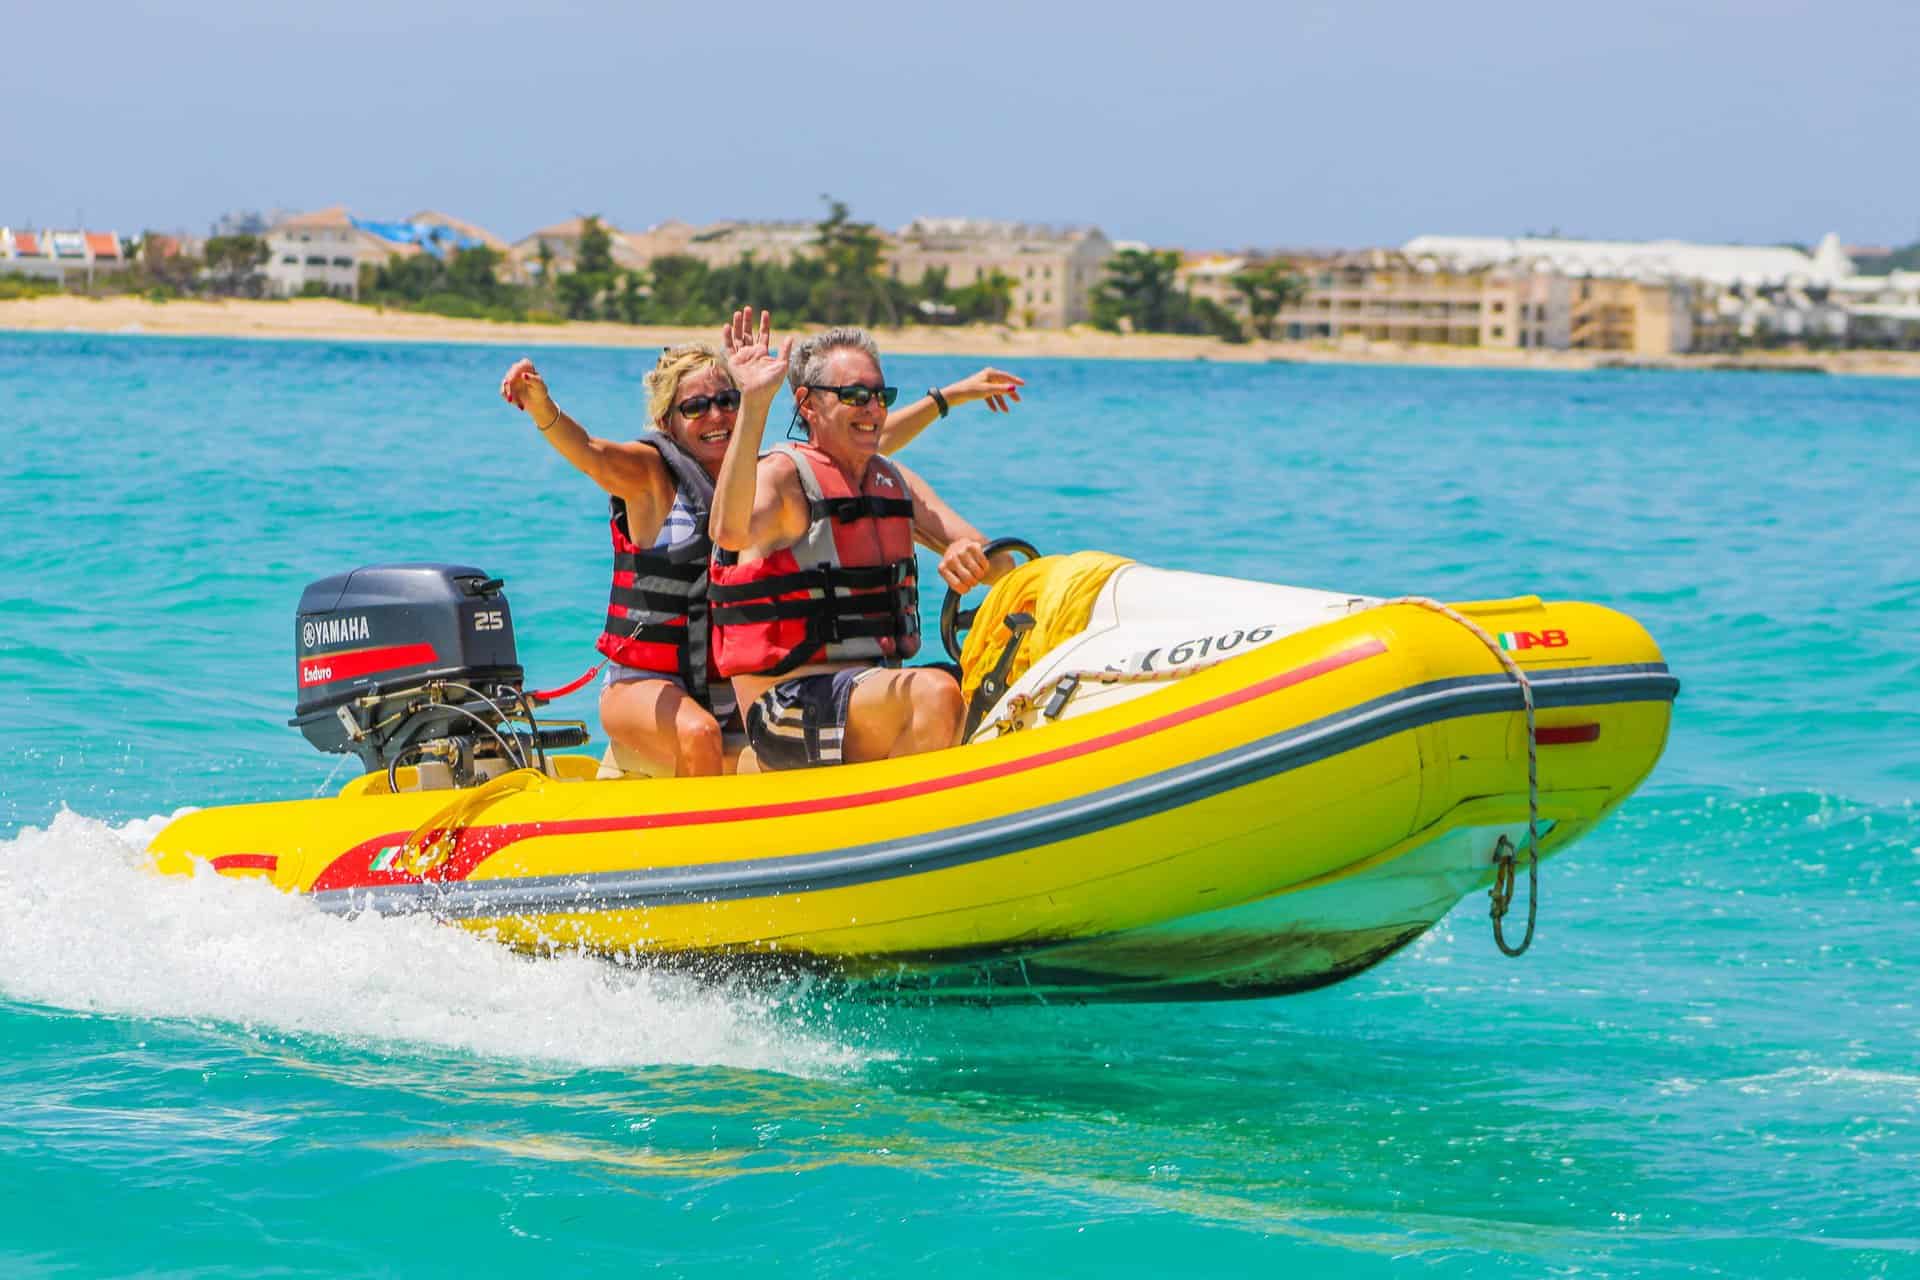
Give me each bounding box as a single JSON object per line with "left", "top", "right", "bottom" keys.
{"left": 939, "top": 537, "right": 1042, "bottom": 661}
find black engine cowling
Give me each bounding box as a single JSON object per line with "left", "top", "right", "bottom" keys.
{"left": 289, "top": 564, "right": 581, "bottom": 779}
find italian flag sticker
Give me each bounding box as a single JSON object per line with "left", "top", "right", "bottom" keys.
{"left": 370, "top": 845, "right": 402, "bottom": 871}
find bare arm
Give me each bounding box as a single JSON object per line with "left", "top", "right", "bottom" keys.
{"left": 879, "top": 367, "right": 1027, "bottom": 453}
{"left": 709, "top": 308, "right": 805, "bottom": 553}
{"left": 893, "top": 462, "right": 1014, "bottom": 592}
{"left": 501, "top": 358, "right": 671, "bottom": 531}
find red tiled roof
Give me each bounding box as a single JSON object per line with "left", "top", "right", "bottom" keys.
{"left": 13, "top": 232, "right": 39, "bottom": 255}
{"left": 86, "top": 232, "right": 119, "bottom": 259}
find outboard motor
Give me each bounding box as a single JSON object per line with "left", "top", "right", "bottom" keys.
{"left": 290, "top": 564, "right": 585, "bottom": 788}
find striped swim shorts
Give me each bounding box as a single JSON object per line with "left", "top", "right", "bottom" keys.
{"left": 743, "top": 668, "right": 883, "bottom": 771}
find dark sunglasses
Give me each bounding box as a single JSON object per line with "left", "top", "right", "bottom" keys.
{"left": 676, "top": 388, "right": 742, "bottom": 419}
{"left": 804, "top": 383, "right": 899, "bottom": 408}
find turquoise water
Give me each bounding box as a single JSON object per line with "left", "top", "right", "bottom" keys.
{"left": 3, "top": 331, "right": 1917, "bottom": 1275}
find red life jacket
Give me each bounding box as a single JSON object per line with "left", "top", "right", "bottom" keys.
{"left": 709, "top": 442, "right": 921, "bottom": 678}
{"left": 596, "top": 431, "right": 719, "bottom": 706}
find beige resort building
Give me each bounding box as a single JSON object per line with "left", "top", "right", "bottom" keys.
{"left": 1181, "top": 248, "right": 1690, "bottom": 355}
{"left": 885, "top": 218, "right": 1114, "bottom": 328}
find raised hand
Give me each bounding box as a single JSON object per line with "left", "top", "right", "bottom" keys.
{"left": 721, "top": 307, "right": 793, "bottom": 407}
{"left": 500, "top": 358, "right": 556, "bottom": 423}
{"left": 948, "top": 367, "right": 1025, "bottom": 414}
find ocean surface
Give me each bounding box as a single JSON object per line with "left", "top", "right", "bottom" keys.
{"left": 2, "top": 330, "right": 1917, "bottom": 1276}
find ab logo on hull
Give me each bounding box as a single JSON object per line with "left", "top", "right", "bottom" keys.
{"left": 1498, "top": 629, "right": 1569, "bottom": 652}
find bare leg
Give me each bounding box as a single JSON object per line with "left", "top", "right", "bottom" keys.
{"left": 842, "top": 668, "right": 965, "bottom": 764}
{"left": 598, "top": 678, "right": 723, "bottom": 778}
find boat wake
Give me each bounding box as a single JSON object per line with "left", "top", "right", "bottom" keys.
{"left": 0, "top": 810, "right": 870, "bottom": 1078}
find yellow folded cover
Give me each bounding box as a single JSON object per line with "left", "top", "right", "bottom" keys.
{"left": 959, "top": 551, "right": 1133, "bottom": 701}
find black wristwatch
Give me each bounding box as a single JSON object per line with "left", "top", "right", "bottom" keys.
{"left": 928, "top": 386, "right": 950, "bottom": 418}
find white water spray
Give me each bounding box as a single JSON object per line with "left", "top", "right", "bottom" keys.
{"left": 0, "top": 811, "right": 867, "bottom": 1077}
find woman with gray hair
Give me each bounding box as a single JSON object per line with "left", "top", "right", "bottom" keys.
{"left": 500, "top": 342, "right": 1022, "bottom": 778}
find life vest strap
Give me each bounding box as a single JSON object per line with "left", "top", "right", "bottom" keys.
{"left": 808, "top": 495, "right": 916, "bottom": 525}
{"left": 611, "top": 583, "right": 707, "bottom": 615}
{"left": 610, "top": 550, "right": 706, "bottom": 580}
{"left": 603, "top": 618, "right": 694, "bottom": 647}
{"left": 707, "top": 561, "right": 910, "bottom": 603}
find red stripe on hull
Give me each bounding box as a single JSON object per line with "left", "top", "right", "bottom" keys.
{"left": 211, "top": 853, "right": 278, "bottom": 873}
{"left": 307, "top": 639, "right": 1390, "bottom": 893}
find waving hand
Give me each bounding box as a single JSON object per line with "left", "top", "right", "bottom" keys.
{"left": 722, "top": 307, "right": 793, "bottom": 409}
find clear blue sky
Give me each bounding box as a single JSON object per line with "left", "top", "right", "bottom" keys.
{"left": 7, "top": 0, "right": 1916, "bottom": 249}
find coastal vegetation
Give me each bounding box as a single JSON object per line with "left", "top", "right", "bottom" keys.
{"left": 1091, "top": 248, "right": 1247, "bottom": 341}
{"left": 360, "top": 202, "right": 1022, "bottom": 331}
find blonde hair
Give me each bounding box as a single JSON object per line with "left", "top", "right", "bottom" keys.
{"left": 644, "top": 343, "right": 734, "bottom": 427}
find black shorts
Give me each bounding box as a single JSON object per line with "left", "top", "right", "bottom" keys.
{"left": 743, "top": 668, "right": 882, "bottom": 771}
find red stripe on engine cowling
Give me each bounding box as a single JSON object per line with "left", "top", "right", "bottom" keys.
{"left": 297, "top": 643, "right": 438, "bottom": 688}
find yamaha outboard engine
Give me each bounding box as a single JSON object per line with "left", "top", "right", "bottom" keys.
{"left": 290, "top": 564, "right": 586, "bottom": 787}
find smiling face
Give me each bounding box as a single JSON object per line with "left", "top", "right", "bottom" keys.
{"left": 660, "top": 363, "right": 738, "bottom": 473}
{"left": 797, "top": 346, "right": 889, "bottom": 470}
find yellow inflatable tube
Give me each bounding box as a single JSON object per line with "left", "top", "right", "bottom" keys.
{"left": 147, "top": 582, "right": 1676, "bottom": 1001}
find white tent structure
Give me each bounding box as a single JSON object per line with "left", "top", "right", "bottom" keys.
{"left": 1401, "top": 232, "right": 1855, "bottom": 289}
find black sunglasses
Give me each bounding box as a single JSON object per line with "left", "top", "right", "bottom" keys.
{"left": 676, "top": 388, "right": 742, "bottom": 419}
{"left": 803, "top": 383, "right": 899, "bottom": 408}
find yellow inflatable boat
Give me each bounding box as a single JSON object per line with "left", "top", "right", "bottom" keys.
{"left": 148, "top": 552, "right": 1676, "bottom": 1002}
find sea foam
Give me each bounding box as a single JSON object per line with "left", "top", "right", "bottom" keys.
{"left": 0, "top": 810, "right": 865, "bottom": 1077}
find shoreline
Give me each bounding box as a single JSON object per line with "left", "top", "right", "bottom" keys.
{"left": 6, "top": 295, "right": 1920, "bottom": 378}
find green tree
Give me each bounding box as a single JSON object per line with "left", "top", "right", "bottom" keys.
{"left": 577, "top": 216, "right": 615, "bottom": 276}
{"left": 614, "top": 269, "right": 646, "bottom": 324}
{"left": 812, "top": 196, "right": 895, "bottom": 326}
{"left": 134, "top": 234, "right": 201, "bottom": 295}
{"left": 1230, "top": 258, "right": 1307, "bottom": 340}
{"left": 555, "top": 270, "right": 599, "bottom": 320}
{"left": 646, "top": 254, "right": 711, "bottom": 319}
{"left": 445, "top": 245, "right": 503, "bottom": 301}
{"left": 370, "top": 251, "right": 446, "bottom": 302}
{"left": 202, "top": 234, "right": 269, "bottom": 297}
{"left": 1092, "top": 248, "right": 1183, "bottom": 332}
{"left": 951, "top": 269, "right": 1014, "bottom": 324}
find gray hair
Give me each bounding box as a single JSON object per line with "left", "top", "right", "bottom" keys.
{"left": 788, "top": 326, "right": 880, "bottom": 393}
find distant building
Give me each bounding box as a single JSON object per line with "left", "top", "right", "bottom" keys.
{"left": 265, "top": 207, "right": 409, "bottom": 298}
{"left": 1401, "top": 233, "right": 1854, "bottom": 290}
{"left": 1395, "top": 232, "right": 1897, "bottom": 352}
{"left": 1264, "top": 250, "right": 1583, "bottom": 351}
{"left": 1176, "top": 254, "right": 1251, "bottom": 315}
{"left": 264, "top": 207, "right": 507, "bottom": 298}
{"left": 1, "top": 225, "right": 127, "bottom": 284}
{"left": 507, "top": 217, "right": 649, "bottom": 283}
{"left": 680, "top": 220, "right": 825, "bottom": 269}
{"left": 887, "top": 218, "right": 1114, "bottom": 329}
{"left": 211, "top": 209, "right": 294, "bottom": 239}
{"left": 1830, "top": 271, "right": 1920, "bottom": 348}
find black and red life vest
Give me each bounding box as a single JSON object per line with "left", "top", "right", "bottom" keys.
{"left": 595, "top": 431, "right": 718, "bottom": 704}
{"left": 709, "top": 442, "right": 921, "bottom": 678}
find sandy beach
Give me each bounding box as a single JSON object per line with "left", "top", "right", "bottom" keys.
{"left": 6, "top": 294, "right": 1919, "bottom": 378}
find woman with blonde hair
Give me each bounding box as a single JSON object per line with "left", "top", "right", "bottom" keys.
{"left": 502, "top": 344, "right": 1022, "bottom": 777}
